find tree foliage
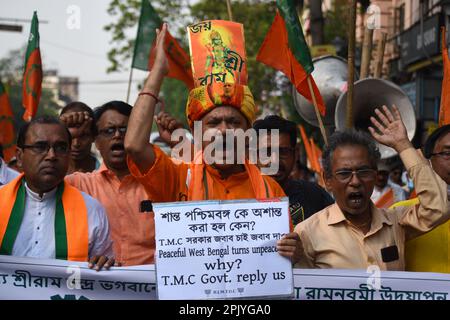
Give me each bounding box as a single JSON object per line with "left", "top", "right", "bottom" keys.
{"left": 103, "top": 0, "right": 351, "bottom": 145}
{"left": 104, "top": 0, "right": 287, "bottom": 124}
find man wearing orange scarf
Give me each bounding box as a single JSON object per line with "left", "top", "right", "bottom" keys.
{"left": 0, "top": 116, "right": 114, "bottom": 270}
{"left": 125, "top": 24, "right": 302, "bottom": 262}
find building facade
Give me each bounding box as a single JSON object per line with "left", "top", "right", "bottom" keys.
{"left": 388, "top": 0, "right": 449, "bottom": 141}
{"left": 43, "top": 70, "right": 79, "bottom": 110}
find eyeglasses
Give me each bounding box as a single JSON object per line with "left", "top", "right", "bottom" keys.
{"left": 21, "top": 142, "right": 69, "bottom": 155}
{"left": 431, "top": 151, "right": 450, "bottom": 160}
{"left": 98, "top": 126, "right": 127, "bottom": 137}
{"left": 333, "top": 168, "right": 377, "bottom": 183}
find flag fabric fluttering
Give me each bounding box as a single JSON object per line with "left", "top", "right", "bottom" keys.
{"left": 22, "top": 11, "right": 42, "bottom": 122}
{"left": 375, "top": 189, "right": 395, "bottom": 209}
{"left": 298, "top": 124, "right": 315, "bottom": 171}
{"left": 439, "top": 27, "right": 450, "bottom": 126}
{"left": 132, "top": 0, "right": 194, "bottom": 89}
{"left": 257, "top": 0, "right": 326, "bottom": 116}
{"left": 0, "top": 82, "right": 16, "bottom": 161}
{"left": 309, "top": 137, "right": 322, "bottom": 174}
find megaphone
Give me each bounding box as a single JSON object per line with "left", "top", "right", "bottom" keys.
{"left": 292, "top": 55, "right": 356, "bottom": 129}
{"left": 335, "top": 78, "right": 416, "bottom": 159}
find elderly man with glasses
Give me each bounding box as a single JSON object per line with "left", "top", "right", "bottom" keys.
{"left": 0, "top": 116, "right": 114, "bottom": 270}
{"left": 293, "top": 106, "right": 450, "bottom": 270}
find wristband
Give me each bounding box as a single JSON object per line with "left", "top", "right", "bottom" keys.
{"left": 139, "top": 91, "right": 159, "bottom": 101}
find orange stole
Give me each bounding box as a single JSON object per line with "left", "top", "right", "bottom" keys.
{"left": 0, "top": 174, "right": 89, "bottom": 261}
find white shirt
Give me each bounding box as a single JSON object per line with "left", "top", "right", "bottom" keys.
{"left": 0, "top": 158, "right": 19, "bottom": 186}
{"left": 11, "top": 183, "right": 114, "bottom": 259}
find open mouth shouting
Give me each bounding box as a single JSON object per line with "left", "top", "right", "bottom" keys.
{"left": 347, "top": 191, "right": 365, "bottom": 207}
{"left": 110, "top": 142, "right": 125, "bottom": 157}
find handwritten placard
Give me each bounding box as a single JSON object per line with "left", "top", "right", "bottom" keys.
{"left": 153, "top": 198, "right": 293, "bottom": 299}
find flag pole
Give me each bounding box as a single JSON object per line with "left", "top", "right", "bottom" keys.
{"left": 346, "top": 0, "right": 357, "bottom": 129}
{"left": 306, "top": 76, "right": 328, "bottom": 146}
{"left": 226, "top": 0, "right": 234, "bottom": 21}
{"left": 374, "top": 32, "right": 387, "bottom": 78}
{"left": 126, "top": 67, "right": 134, "bottom": 104}
{"left": 360, "top": 27, "right": 374, "bottom": 79}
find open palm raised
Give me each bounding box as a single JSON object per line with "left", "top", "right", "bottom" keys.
{"left": 368, "top": 105, "right": 412, "bottom": 153}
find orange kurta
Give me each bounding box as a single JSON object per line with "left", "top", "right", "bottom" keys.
{"left": 127, "top": 145, "right": 286, "bottom": 203}
{"left": 65, "top": 164, "right": 155, "bottom": 266}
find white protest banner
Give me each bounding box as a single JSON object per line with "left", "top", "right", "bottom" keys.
{"left": 0, "top": 255, "right": 155, "bottom": 300}
{"left": 153, "top": 198, "right": 293, "bottom": 299}
{"left": 1, "top": 256, "right": 450, "bottom": 300}
{"left": 293, "top": 268, "right": 450, "bottom": 300}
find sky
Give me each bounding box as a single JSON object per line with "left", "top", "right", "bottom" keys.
{"left": 0, "top": 0, "right": 149, "bottom": 108}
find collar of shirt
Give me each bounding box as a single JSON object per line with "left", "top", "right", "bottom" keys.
{"left": 97, "top": 162, "right": 131, "bottom": 179}
{"left": 205, "top": 164, "right": 248, "bottom": 181}
{"left": 326, "top": 203, "right": 393, "bottom": 235}
{"left": 24, "top": 181, "right": 57, "bottom": 202}
{"left": 97, "top": 162, "right": 109, "bottom": 175}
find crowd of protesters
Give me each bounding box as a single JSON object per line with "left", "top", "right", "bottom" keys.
{"left": 1, "top": 24, "right": 449, "bottom": 274}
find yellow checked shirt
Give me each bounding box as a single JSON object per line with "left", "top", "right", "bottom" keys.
{"left": 294, "top": 148, "right": 450, "bottom": 271}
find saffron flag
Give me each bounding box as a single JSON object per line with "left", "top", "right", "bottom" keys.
{"left": 0, "top": 82, "right": 16, "bottom": 161}
{"left": 298, "top": 125, "right": 315, "bottom": 171}
{"left": 22, "top": 11, "right": 42, "bottom": 122}
{"left": 309, "top": 138, "right": 322, "bottom": 173}
{"left": 132, "top": 0, "right": 194, "bottom": 90}
{"left": 257, "top": 0, "right": 325, "bottom": 116}
{"left": 439, "top": 27, "right": 450, "bottom": 126}
{"left": 375, "top": 189, "right": 395, "bottom": 209}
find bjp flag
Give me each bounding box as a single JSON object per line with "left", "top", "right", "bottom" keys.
{"left": 22, "top": 11, "right": 42, "bottom": 122}
{"left": 0, "top": 82, "right": 16, "bottom": 161}
{"left": 257, "top": 0, "right": 326, "bottom": 116}
{"left": 132, "top": 0, "right": 194, "bottom": 90}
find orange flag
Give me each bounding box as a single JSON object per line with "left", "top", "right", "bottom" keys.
{"left": 309, "top": 138, "right": 322, "bottom": 173}
{"left": 148, "top": 31, "right": 194, "bottom": 90}
{"left": 132, "top": 0, "right": 194, "bottom": 90}
{"left": 0, "top": 82, "right": 16, "bottom": 161}
{"left": 409, "top": 189, "right": 417, "bottom": 200}
{"left": 375, "top": 189, "right": 395, "bottom": 208}
{"left": 22, "top": 11, "right": 42, "bottom": 122}
{"left": 257, "top": 2, "right": 326, "bottom": 116}
{"left": 439, "top": 27, "right": 450, "bottom": 126}
{"left": 298, "top": 124, "right": 315, "bottom": 170}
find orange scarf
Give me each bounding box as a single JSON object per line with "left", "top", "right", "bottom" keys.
{"left": 187, "top": 151, "right": 274, "bottom": 201}
{"left": 0, "top": 174, "right": 89, "bottom": 261}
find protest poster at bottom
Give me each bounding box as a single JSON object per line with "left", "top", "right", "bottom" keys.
{"left": 153, "top": 198, "right": 293, "bottom": 300}
{"left": 0, "top": 255, "right": 155, "bottom": 300}
{"left": 0, "top": 256, "right": 450, "bottom": 300}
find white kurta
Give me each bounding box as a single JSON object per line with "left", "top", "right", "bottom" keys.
{"left": 10, "top": 182, "right": 114, "bottom": 259}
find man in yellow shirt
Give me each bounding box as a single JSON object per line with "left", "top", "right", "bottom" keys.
{"left": 294, "top": 106, "right": 449, "bottom": 270}
{"left": 404, "top": 124, "right": 450, "bottom": 273}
